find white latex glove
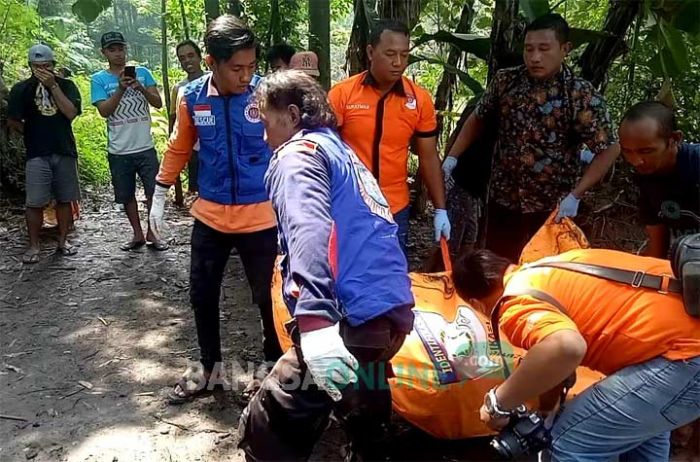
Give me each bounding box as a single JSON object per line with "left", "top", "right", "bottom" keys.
{"left": 556, "top": 193, "right": 580, "bottom": 222}
{"left": 299, "top": 323, "right": 359, "bottom": 402}
{"left": 149, "top": 184, "right": 169, "bottom": 238}
{"left": 434, "top": 208, "right": 451, "bottom": 242}
{"left": 442, "top": 155, "right": 458, "bottom": 190}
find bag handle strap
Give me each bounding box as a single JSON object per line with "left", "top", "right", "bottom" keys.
{"left": 440, "top": 237, "right": 452, "bottom": 273}
{"left": 525, "top": 261, "right": 682, "bottom": 294}
{"left": 490, "top": 287, "right": 568, "bottom": 378}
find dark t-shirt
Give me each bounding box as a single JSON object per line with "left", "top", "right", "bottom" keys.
{"left": 7, "top": 76, "right": 82, "bottom": 159}
{"left": 636, "top": 142, "right": 700, "bottom": 242}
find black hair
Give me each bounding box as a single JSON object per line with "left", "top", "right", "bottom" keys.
{"left": 176, "top": 39, "right": 202, "bottom": 58}
{"left": 266, "top": 43, "right": 296, "bottom": 65}
{"left": 524, "top": 13, "right": 570, "bottom": 43}
{"left": 452, "top": 250, "right": 511, "bottom": 301}
{"left": 622, "top": 100, "right": 677, "bottom": 138}
{"left": 254, "top": 70, "right": 336, "bottom": 130}
{"left": 204, "top": 14, "right": 256, "bottom": 63}
{"left": 369, "top": 19, "right": 410, "bottom": 47}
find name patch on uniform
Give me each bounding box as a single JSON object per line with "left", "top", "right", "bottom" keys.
{"left": 244, "top": 103, "right": 261, "bottom": 123}
{"left": 346, "top": 103, "right": 370, "bottom": 110}
{"left": 194, "top": 115, "right": 216, "bottom": 126}
{"left": 405, "top": 95, "right": 417, "bottom": 110}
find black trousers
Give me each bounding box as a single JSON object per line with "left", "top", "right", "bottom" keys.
{"left": 238, "top": 315, "right": 406, "bottom": 461}
{"left": 485, "top": 202, "right": 551, "bottom": 262}
{"left": 189, "top": 219, "right": 282, "bottom": 368}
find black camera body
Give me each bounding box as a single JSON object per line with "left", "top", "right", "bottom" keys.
{"left": 491, "top": 410, "right": 551, "bottom": 460}
{"left": 671, "top": 233, "right": 700, "bottom": 317}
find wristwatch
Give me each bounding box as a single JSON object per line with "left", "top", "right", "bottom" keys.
{"left": 485, "top": 388, "right": 515, "bottom": 418}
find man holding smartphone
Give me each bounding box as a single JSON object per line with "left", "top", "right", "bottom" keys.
{"left": 91, "top": 31, "right": 168, "bottom": 251}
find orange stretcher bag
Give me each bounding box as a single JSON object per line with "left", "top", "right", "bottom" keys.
{"left": 271, "top": 218, "right": 603, "bottom": 439}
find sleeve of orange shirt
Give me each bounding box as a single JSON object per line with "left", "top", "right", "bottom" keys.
{"left": 327, "top": 84, "right": 345, "bottom": 128}
{"left": 415, "top": 88, "right": 438, "bottom": 137}
{"left": 157, "top": 95, "right": 196, "bottom": 186}
{"left": 498, "top": 295, "right": 580, "bottom": 350}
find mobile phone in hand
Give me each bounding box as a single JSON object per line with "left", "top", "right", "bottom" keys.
{"left": 124, "top": 65, "right": 136, "bottom": 79}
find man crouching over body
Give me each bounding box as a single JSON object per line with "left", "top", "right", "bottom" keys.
{"left": 452, "top": 248, "right": 700, "bottom": 461}
{"left": 237, "top": 70, "right": 415, "bottom": 461}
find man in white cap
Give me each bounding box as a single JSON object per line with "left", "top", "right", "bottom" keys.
{"left": 8, "top": 44, "right": 82, "bottom": 263}
{"left": 289, "top": 51, "right": 320, "bottom": 79}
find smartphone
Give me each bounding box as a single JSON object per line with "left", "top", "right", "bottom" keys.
{"left": 124, "top": 65, "right": 136, "bottom": 79}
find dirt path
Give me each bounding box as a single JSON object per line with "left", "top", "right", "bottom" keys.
{"left": 0, "top": 192, "right": 695, "bottom": 462}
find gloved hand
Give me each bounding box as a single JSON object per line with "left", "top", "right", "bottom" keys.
{"left": 149, "top": 184, "right": 169, "bottom": 238}
{"left": 442, "top": 156, "right": 458, "bottom": 190}
{"left": 434, "top": 208, "right": 451, "bottom": 242}
{"left": 556, "top": 193, "right": 580, "bottom": 222}
{"left": 299, "top": 323, "right": 359, "bottom": 402}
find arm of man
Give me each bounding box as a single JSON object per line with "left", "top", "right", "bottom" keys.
{"left": 92, "top": 75, "right": 126, "bottom": 118}
{"left": 445, "top": 112, "right": 485, "bottom": 158}
{"left": 7, "top": 83, "right": 25, "bottom": 134}
{"left": 327, "top": 84, "right": 345, "bottom": 129}
{"left": 267, "top": 143, "right": 342, "bottom": 332}
{"left": 415, "top": 136, "right": 446, "bottom": 209}
{"left": 644, "top": 224, "right": 670, "bottom": 258}
{"left": 49, "top": 78, "right": 82, "bottom": 121}
{"left": 570, "top": 88, "right": 619, "bottom": 198}
{"left": 156, "top": 96, "right": 196, "bottom": 187}
{"left": 487, "top": 297, "right": 587, "bottom": 422}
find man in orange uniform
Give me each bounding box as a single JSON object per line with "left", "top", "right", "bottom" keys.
{"left": 453, "top": 248, "right": 700, "bottom": 461}
{"left": 149, "top": 15, "right": 282, "bottom": 403}
{"left": 328, "top": 19, "right": 449, "bottom": 253}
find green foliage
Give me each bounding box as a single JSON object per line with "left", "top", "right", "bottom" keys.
{"left": 71, "top": 76, "right": 110, "bottom": 185}
{"left": 72, "top": 0, "right": 112, "bottom": 23}
{"left": 0, "top": 0, "right": 42, "bottom": 83}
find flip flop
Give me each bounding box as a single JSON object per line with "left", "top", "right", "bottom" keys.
{"left": 22, "top": 248, "right": 41, "bottom": 264}
{"left": 147, "top": 240, "right": 169, "bottom": 251}
{"left": 120, "top": 240, "right": 146, "bottom": 251}
{"left": 56, "top": 244, "right": 77, "bottom": 256}
{"left": 167, "top": 366, "right": 227, "bottom": 405}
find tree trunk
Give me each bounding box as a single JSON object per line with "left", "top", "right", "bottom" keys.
{"left": 578, "top": 0, "right": 640, "bottom": 90}
{"left": 162, "top": 0, "right": 183, "bottom": 206}
{"left": 204, "top": 0, "right": 220, "bottom": 23}
{"left": 488, "top": 0, "right": 525, "bottom": 81}
{"left": 308, "top": 0, "right": 331, "bottom": 89}
{"left": 266, "top": 0, "right": 282, "bottom": 47}
{"left": 228, "top": 0, "right": 242, "bottom": 16}
{"left": 178, "top": 0, "right": 190, "bottom": 40}
{"left": 434, "top": 0, "right": 475, "bottom": 134}
{"left": 346, "top": 0, "right": 424, "bottom": 75}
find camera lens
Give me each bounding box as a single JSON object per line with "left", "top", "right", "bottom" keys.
{"left": 491, "top": 434, "right": 520, "bottom": 460}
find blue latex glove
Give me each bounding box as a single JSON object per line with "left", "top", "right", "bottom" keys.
{"left": 556, "top": 193, "right": 580, "bottom": 221}
{"left": 442, "top": 156, "right": 458, "bottom": 190}
{"left": 434, "top": 208, "right": 451, "bottom": 242}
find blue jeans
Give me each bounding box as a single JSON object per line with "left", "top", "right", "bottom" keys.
{"left": 550, "top": 355, "right": 700, "bottom": 461}
{"left": 393, "top": 207, "right": 410, "bottom": 256}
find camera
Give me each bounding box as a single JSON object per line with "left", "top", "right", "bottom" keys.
{"left": 491, "top": 409, "right": 551, "bottom": 460}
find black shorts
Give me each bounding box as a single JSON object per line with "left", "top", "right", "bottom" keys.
{"left": 107, "top": 148, "right": 159, "bottom": 204}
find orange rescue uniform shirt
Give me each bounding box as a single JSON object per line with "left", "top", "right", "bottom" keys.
{"left": 328, "top": 71, "right": 438, "bottom": 214}
{"left": 499, "top": 248, "right": 700, "bottom": 375}
{"left": 157, "top": 79, "right": 275, "bottom": 233}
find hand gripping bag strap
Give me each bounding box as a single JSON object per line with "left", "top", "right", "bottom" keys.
{"left": 525, "top": 261, "right": 682, "bottom": 294}
{"left": 490, "top": 288, "right": 568, "bottom": 378}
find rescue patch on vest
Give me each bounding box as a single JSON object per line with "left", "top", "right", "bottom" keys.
{"left": 244, "top": 103, "right": 261, "bottom": 123}
{"left": 349, "top": 151, "right": 393, "bottom": 223}
{"left": 405, "top": 94, "right": 417, "bottom": 110}
{"left": 193, "top": 105, "right": 215, "bottom": 126}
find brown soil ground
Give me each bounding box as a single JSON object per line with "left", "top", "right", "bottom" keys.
{"left": 0, "top": 183, "right": 697, "bottom": 461}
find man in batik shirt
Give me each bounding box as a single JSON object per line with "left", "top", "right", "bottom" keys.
{"left": 442, "top": 14, "right": 619, "bottom": 261}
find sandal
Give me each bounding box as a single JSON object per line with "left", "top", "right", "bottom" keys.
{"left": 56, "top": 244, "right": 77, "bottom": 256}
{"left": 147, "top": 240, "right": 169, "bottom": 251}
{"left": 22, "top": 247, "right": 41, "bottom": 264}
{"left": 120, "top": 240, "right": 146, "bottom": 251}
{"left": 167, "top": 366, "right": 228, "bottom": 405}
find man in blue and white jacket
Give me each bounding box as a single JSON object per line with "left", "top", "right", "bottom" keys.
{"left": 238, "top": 70, "right": 415, "bottom": 461}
